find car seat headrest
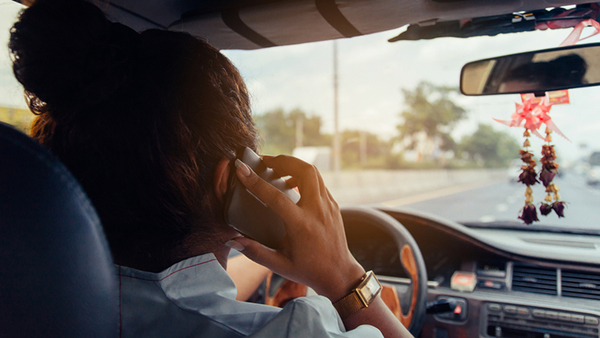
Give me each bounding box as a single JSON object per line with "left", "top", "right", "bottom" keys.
{"left": 0, "top": 122, "right": 118, "bottom": 337}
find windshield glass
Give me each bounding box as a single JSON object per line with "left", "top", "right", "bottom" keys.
{"left": 591, "top": 152, "right": 600, "bottom": 166}
{"left": 2, "top": 3, "right": 599, "bottom": 231}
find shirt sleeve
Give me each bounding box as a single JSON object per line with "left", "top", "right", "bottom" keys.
{"left": 247, "top": 296, "right": 384, "bottom": 338}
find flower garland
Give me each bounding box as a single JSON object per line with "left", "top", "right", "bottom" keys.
{"left": 539, "top": 128, "right": 566, "bottom": 218}
{"left": 492, "top": 18, "right": 597, "bottom": 224}
{"left": 517, "top": 129, "right": 539, "bottom": 224}
{"left": 495, "top": 95, "right": 568, "bottom": 225}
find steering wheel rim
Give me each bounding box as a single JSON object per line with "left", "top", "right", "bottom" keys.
{"left": 340, "top": 207, "right": 428, "bottom": 336}
{"left": 260, "top": 206, "right": 428, "bottom": 336}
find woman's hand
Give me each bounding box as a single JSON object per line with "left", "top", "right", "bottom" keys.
{"left": 227, "top": 155, "right": 413, "bottom": 338}
{"left": 226, "top": 154, "right": 365, "bottom": 302}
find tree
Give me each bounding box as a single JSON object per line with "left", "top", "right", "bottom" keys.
{"left": 397, "top": 81, "right": 466, "bottom": 153}
{"left": 254, "top": 108, "right": 330, "bottom": 155}
{"left": 288, "top": 109, "right": 331, "bottom": 148}
{"left": 459, "top": 124, "right": 520, "bottom": 168}
{"left": 341, "top": 130, "right": 392, "bottom": 169}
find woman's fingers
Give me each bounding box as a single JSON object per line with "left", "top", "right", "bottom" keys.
{"left": 236, "top": 154, "right": 363, "bottom": 295}
{"left": 315, "top": 167, "right": 332, "bottom": 201}
{"left": 262, "top": 154, "right": 311, "bottom": 177}
{"left": 284, "top": 176, "right": 298, "bottom": 188}
{"left": 234, "top": 159, "right": 301, "bottom": 219}
{"left": 262, "top": 155, "right": 321, "bottom": 199}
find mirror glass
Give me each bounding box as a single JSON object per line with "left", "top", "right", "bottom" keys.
{"left": 461, "top": 43, "right": 600, "bottom": 95}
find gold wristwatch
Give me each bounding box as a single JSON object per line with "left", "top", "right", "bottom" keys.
{"left": 333, "top": 270, "right": 382, "bottom": 319}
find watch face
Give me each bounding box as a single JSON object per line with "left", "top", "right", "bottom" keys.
{"left": 358, "top": 272, "right": 382, "bottom": 305}
{"left": 364, "top": 276, "right": 380, "bottom": 299}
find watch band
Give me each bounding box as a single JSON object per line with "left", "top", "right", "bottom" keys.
{"left": 333, "top": 271, "right": 382, "bottom": 319}
{"left": 333, "top": 289, "right": 366, "bottom": 319}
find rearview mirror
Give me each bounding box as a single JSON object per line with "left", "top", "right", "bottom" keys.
{"left": 460, "top": 43, "right": 600, "bottom": 95}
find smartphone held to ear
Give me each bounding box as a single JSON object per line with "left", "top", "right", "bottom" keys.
{"left": 223, "top": 148, "right": 300, "bottom": 249}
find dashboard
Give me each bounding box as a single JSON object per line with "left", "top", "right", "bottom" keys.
{"left": 344, "top": 207, "right": 600, "bottom": 338}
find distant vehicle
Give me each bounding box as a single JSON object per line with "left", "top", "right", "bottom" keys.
{"left": 507, "top": 159, "right": 522, "bottom": 183}
{"left": 586, "top": 151, "right": 600, "bottom": 185}
{"left": 292, "top": 146, "right": 331, "bottom": 172}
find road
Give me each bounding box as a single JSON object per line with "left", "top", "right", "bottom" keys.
{"left": 376, "top": 172, "right": 600, "bottom": 229}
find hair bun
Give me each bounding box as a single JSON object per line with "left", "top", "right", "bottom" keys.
{"left": 10, "top": 0, "right": 139, "bottom": 121}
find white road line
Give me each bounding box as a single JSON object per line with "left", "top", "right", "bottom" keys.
{"left": 380, "top": 180, "right": 502, "bottom": 207}
{"left": 479, "top": 215, "right": 496, "bottom": 222}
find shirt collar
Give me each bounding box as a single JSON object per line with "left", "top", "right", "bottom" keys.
{"left": 118, "top": 253, "right": 238, "bottom": 306}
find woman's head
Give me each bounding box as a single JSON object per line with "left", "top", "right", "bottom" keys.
{"left": 10, "top": 0, "right": 258, "bottom": 271}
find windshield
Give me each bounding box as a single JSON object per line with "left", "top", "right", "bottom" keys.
{"left": 591, "top": 152, "right": 600, "bottom": 166}
{"left": 2, "top": 3, "right": 599, "bottom": 231}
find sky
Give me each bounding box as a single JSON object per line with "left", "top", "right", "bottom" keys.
{"left": 221, "top": 28, "right": 600, "bottom": 163}
{"left": 0, "top": 1, "right": 25, "bottom": 109}
{"left": 2, "top": 0, "right": 600, "bottom": 162}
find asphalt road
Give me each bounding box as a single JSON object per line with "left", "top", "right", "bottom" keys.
{"left": 378, "top": 172, "right": 600, "bottom": 230}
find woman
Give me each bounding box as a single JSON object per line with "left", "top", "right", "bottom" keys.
{"left": 10, "top": 0, "right": 412, "bottom": 337}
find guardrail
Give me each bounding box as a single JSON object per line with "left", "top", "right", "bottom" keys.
{"left": 320, "top": 169, "right": 507, "bottom": 205}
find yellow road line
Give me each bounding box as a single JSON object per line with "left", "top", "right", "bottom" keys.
{"left": 380, "top": 180, "right": 502, "bottom": 207}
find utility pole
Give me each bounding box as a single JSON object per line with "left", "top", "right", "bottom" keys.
{"left": 359, "top": 130, "right": 367, "bottom": 166}
{"left": 333, "top": 41, "right": 341, "bottom": 172}
{"left": 295, "top": 115, "right": 303, "bottom": 148}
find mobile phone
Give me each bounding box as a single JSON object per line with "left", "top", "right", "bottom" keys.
{"left": 223, "top": 147, "right": 301, "bottom": 249}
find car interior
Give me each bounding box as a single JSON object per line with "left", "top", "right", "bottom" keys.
{"left": 2, "top": 0, "right": 600, "bottom": 338}
{"left": 0, "top": 121, "right": 118, "bottom": 337}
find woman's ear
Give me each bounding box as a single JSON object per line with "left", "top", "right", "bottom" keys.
{"left": 214, "top": 158, "right": 231, "bottom": 202}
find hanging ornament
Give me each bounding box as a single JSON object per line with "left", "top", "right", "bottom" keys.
{"left": 539, "top": 128, "right": 567, "bottom": 218}
{"left": 517, "top": 129, "right": 539, "bottom": 225}
{"left": 494, "top": 95, "right": 569, "bottom": 142}
{"left": 493, "top": 19, "right": 589, "bottom": 225}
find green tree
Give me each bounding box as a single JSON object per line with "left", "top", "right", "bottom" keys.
{"left": 341, "top": 130, "right": 392, "bottom": 169}
{"left": 254, "top": 108, "right": 293, "bottom": 154}
{"left": 459, "top": 124, "right": 520, "bottom": 168}
{"left": 288, "top": 109, "right": 331, "bottom": 148}
{"left": 254, "top": 108, "right": 329, "bottom": 155}
{"left": 397, "top": 81, "right": 466, "bottom": 152}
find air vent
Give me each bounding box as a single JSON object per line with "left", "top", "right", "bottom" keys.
{"left": 562, "top": 270, "right": 600, "bottom": 301}
{"left": 512, "top": 264, "right": 557, "bottom": 295}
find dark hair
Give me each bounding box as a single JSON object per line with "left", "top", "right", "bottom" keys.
{"left": 10, "top": 0, "right": 258, "bottom": 271}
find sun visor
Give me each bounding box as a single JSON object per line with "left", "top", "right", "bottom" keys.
{"left": 105, "top": 0, "right": 600, "bottom": 50}
{"left": 171, "top": 13, "right": 263, "bottom": 50}
{"left": 171, "top": 0, "right": 345, "bottom": 50}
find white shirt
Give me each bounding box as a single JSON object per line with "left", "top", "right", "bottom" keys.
{"left": 118, "top": 253, "right": 383, "bottom": 338}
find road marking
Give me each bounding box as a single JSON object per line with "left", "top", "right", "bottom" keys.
{"left": 496, "top": 203, "right": 508, "bottom": 212}
{"left": 380, "top": 180, "right": 502, "bottom": 207}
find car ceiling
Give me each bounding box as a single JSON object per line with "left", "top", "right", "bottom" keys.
{"left": 15, "top": 0, "right": 600, "bottom": 49}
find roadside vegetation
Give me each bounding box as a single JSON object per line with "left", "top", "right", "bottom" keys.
{"left": 255, "top": 81, "right": 519, "bottom": 170}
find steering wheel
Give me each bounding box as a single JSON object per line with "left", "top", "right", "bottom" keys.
{"left": 261, "top": 207, "right": 428, "bottom": 336}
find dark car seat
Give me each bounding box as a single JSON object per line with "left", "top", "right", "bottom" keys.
{"left": 0, "top": 122, "right": 118, "bottom": 337}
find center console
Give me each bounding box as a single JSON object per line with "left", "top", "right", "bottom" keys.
{"left": 482, "top": 302, "right": 599, "bottom": 338}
